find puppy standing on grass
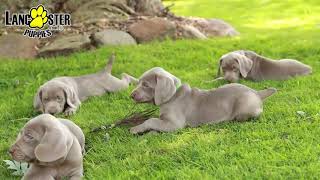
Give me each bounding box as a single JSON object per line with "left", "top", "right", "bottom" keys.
{"left": 130, "top": 67, "right": 276, "bottom": 134}
{"left": 34, "top": 53, "right": 138, "bottom": 116}
{"left": 216, "top": 50, "right": 312, "bottom": 83}
{"left": 9, "top": 114, "right": 85, "bottom": 180}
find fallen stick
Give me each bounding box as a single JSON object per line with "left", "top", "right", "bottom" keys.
{"left": 90, "top": 107, "right": 157, "bottom": 133}
{"left": 202, "top": 77, "right": 224, "bottom": 83}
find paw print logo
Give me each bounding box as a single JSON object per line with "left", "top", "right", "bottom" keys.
{"left": 29, "top": 5, "right": 48, "bottom": 29}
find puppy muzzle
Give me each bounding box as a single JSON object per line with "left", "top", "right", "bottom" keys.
{"left": 130, "top": 91, "right": 143, "bottom": 102}
{"left": 9, "top": 145, "right": 26, "bottom": 162}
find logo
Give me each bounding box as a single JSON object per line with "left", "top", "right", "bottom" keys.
{"left": 29, "top": 5, "right": 48, "bottom": 29}
{"left": 4, "top": 5, "right": 71, "bottom": 38}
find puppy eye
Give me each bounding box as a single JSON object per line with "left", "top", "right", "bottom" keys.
{"left": 57, "top": 96, "right": 62, "bottom": 101}
{"left": 24, "top": 134, "right": 34, "bottom": 141}
{"left": 142, "top": 82, "right": 149, "bottom": 87}
{"left": 43, "top": 97, "right": 49, "bottom": 102}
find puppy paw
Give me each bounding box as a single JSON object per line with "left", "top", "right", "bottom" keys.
{"left": 122, "top": 73, "right": 138, "bottom": 85}
{"left": 64, "top": 108, "right": 76, "bottom": 116}
{"left": 147, "top": 130, "right": 159, "bottom": 135}
{"left": 130, "top": 126, "right": 145, "bottom": 135}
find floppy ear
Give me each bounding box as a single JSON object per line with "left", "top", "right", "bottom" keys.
{"left": 154, "top": 74, "right": 176, "bottom": 105}
{"left": 33, "top": 87, "right": 44, "bottom": 113}
{"left": 216, "top": 59, "right": 222, "bottom": 78}
{"left": 235, "top": 54, "right": 253, "bottom": 78}
{"left": 34, "top": 122, "right": 71, "bottom": 162}
{"left": 61, "top": 83, "right": 81, "bottom": 109}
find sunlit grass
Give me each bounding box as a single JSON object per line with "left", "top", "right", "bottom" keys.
{"left": 165, "top": 0, "right": 320, "bottom": 30}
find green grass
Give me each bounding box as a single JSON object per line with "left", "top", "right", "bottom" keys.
{"left": 1, "top": 0, "right": 320, "bottom": 179}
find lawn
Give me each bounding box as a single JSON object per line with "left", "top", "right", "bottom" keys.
{"left": 1, "top": 0, "right": 320, "bottom": 179}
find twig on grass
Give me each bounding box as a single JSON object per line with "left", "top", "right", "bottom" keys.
{"left": 159, "top": 3, "right": 175, "bottom": 17}
{"left": 90, "top": 106, "right": 157, "bottom": 133}
{"left": 202, "top": 77, "right": 224, "bottom": 83}
{"left": 9, "top": 117, "right": 30, "bottom": 122}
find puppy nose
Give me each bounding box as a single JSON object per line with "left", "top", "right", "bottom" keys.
{"left": 8, "top": 148, "right": 14, "bottom": 155}
{"left": 130, "top": 92, "right": 136, "bottom": 99}
{"left": 46, "top": 111, "right": 53, "bottom": 115}
{"left": 224, "top": 76, "right": 235, "bottom": 83}
{"left": 47, "top": 109, "right": 56, "bottom": 115}
{"left": 228, "top": 78, "right": 237, "bottom": 83}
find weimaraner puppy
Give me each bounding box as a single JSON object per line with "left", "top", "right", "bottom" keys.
{"left": 216, "top": 50, "right": 312, "bottom": 82}
{"left": 34, "top": 53, "right": 138, "bottom": 115}
{"left": 9, "top": 114, "right": 85, "bottom": 180}
{"left": 130, "top": 67, "right": 276, "bottom": 134}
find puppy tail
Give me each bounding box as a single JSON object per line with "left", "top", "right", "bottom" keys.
{"left": 257, "top": 88, "right": 277, "bottom": 100}
{"left": 105, "top": 53, "right": 115, "bottom": 74}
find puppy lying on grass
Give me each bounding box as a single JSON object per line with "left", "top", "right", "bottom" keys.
{"left": 216, "top": 50, "right": 312, "bottom": 82}
{"left": 9, "top": 114, "right": 85, "bottom": 180}
{"left": 34, "top": 53, "right": 138, "bottom": 115}
{"left": 130, "top": 67, "right": 276, "bottom": 134}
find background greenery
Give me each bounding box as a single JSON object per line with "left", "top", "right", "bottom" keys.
{"left": 1, "top": 0, "right": 320, "bottom": 179}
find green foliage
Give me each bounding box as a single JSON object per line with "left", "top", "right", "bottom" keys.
{"left": 3, "top": 160, "right": 29, "bottom": 176}
{"left": 0, "top": 0, "right": 320, "bottom": 179}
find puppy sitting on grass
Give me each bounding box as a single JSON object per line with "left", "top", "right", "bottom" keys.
{"left": 9, "top": 114, "right": 85, "bottom": 180}
{"left": 34, "top": 53, "right": 138, "bottom": 116}
{"left": 130, "top": 67, "right": 276, "bottom": 134}
{"left": 216, "top": 50, "right": 312, "bottom": 83}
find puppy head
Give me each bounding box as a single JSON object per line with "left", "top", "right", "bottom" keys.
{"left": 131, "top": 67, "right": 181, "bottom": 105}
{"left": 9, "top": 114, "right": 73, "bottom": 163}
{"left": 217, "top": 51, "right": 253, "bottom": 82}
{"left": 34, "top": 80, "right": 80, "bottom": 115}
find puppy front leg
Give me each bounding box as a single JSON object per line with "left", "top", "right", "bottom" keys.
{"left": 23, "top": 166, "right": 54, "bottom": 180}
{"left": 23, "top": 175, "right": 54, "bottom": 180}
{"left": 64, "top": 106, "right": 78, "bottom": 116}
{"left": 108, "top": 73, "right": 138, "bottom": 93}
{"left": 70, "top": 176, "right": 82, "bottom": 180}
{"left": 130, "top": 118, "right": 184, "bottom": 134}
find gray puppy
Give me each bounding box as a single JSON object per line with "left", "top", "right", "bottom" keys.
{"left": 217, "top": 50, "right": 312, "bottom": 82}
{"left": 130, "top": 67, "right": 276, "bottom": 134}
{"left": 9, "top": 114, "right": 85, "bottom": 180}
{"left": 34, "top": 54, "right": 137, "bottom": 115}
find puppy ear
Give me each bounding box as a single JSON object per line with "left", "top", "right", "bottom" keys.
{"left": 33, "top": 87, "right": 44, "bottom": 113}
{"left": 154, "top": 74, "right": 176, "bottom": 105}
{"left": 235, "top": 54, "right": 253, "bottom": 78}
{"left": 34, "top": 120, "right": 71, "bottom": 162}
{"left": 62, "top": 84, "right": 81, "bottom": 109}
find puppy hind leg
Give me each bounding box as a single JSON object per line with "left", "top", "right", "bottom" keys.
{"left": 235, "top": 108, "right": 262, "bottom": 122}
{"left": 234, "top": 94, "right": 263, "bottom": 122}
{"left": 121, "top": 73, "right": 138, "bottom": 85}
